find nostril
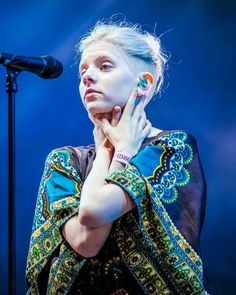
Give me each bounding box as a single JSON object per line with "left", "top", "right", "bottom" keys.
{"left": 83, "top": 76, "right": 93, "bottom": 85}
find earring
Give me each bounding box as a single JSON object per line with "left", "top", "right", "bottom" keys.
{"left": 137, "top": 77, "right": 148, "bottom": 90}
{"left": 137, "top": 73, "right": 154, "bottom": 90}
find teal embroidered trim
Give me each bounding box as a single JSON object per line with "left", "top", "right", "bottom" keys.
{"left": 32, "top": 148, "right": 82, "bottom": 231}
{"left": 148, "top": 131, "right": 194, "bottom": 204}
{"left": 26, "top": 147, "right": 85, "bottom": 294}
{"left": 105, "top": 164, "right": 146, "bottom": 205}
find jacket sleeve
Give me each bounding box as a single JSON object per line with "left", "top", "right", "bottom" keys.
{"left": 105, "top": 131, "right": 208, "bottom": 294}
{"left": 105, "top": 130, "right": 207, "bottom": 250}
{"left": 25, "top": 147, "right": 86, "bottom": 294}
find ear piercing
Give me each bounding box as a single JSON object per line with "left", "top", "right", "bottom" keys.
{"left": 137, "top": 77, "right": 148, "bottom": 90}
{"left": 137, "top": 73, "right": 154, "bottom": 90}
{"left": 135, "top": 73, "right": 154, "bottom": 106}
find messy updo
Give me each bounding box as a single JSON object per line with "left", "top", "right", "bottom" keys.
{"left": 76, "top": 16, "right": 169, "bottom": 97}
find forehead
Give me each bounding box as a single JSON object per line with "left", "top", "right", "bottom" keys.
{"left": 79, "top": 41, "right": 128, "bottom": 67}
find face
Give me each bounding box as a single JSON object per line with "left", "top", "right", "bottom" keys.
{"left": 79, "top": 41, "right": 138, "bottom": 117}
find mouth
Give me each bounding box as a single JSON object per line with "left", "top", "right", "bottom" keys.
{"left": 84, "top": 89, "right": 101, "bottom": 99}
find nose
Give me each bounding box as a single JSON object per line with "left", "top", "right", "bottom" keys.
{"left": 82, "top": 67, "right": 97, "bottom": 86}
{"left": 83, "top": 75, "right": 95, "bottom": 86}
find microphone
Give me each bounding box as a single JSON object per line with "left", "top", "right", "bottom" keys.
{"left": 0, "top": 52, "right": 63, "bottom": 79}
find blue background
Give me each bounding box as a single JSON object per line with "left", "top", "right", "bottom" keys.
{"left": 0, "top": 1, "right": 235, "bottom": 294}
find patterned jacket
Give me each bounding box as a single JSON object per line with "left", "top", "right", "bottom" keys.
{"left": 25, "top": 130, "right": 210, "bottom": 294}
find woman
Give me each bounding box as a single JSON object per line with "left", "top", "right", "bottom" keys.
{"left": 26, "top": 19, "right": 211, "bottom": 294}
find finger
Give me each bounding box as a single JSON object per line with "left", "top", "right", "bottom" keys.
{"left": 111, "top": 106, "right": 122, "bottom": 127}
{"left": 92, "top": 125, "right": 104, "bottom": 137}
{"left": 122, "top": 87, "right": 138, "bottom": 119}
{"left": 138, "top": 112, "right": 147, "bottom": 130}
{"left": 134, "top": 93, "right": 146, "bottom": 107}
{"left": 141, "top": 120, "right": 152, "bottom": 139}
{"left": 101, "top": 117, "right": 112, "bottom": 136}
{"left": 132, "top": 96, "right": 146, "bottom": 120}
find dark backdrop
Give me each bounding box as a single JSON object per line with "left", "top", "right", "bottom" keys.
{"left": 0, "top": 1, "right": 235, "bottom": 294}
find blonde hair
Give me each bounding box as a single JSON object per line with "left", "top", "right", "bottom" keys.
{"left": 76, "top": 16, "right": 169, "bottom": 97}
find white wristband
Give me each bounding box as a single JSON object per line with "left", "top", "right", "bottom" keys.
{"left": 113, "top": 150, "right": 132, "bottom": 165}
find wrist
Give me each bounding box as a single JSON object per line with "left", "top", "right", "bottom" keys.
{"left": 114, "top": 146, "right": 136, "bottom": 158}
{"left": 95, "top": 147, "right": 112, "bottom": 164}
{"left": 113, "top": 149, "right": 134, "bottom": 165}
{"left": 108, "top": 160, "right": 125, "bottom": 175}
{"left": 97, "top": 145, "right": 114, "bottom": 164}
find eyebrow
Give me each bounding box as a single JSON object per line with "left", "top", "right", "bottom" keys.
{"left": 79, "top": 55, "right": 114, "bottom": 72}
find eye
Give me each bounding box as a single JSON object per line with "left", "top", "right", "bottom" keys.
{"left": 100, "top": 62, "right": 113, "bottom": 71}
{"left": 79, "top": 65, "right": 87, "bottom": 78}
{"left": 79, "top": 69, "right": 86, "bottom": 78}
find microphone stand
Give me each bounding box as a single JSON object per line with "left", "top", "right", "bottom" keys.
{"left": 5, "top": 68, "right": 19, "bottom": 295}
{"left": 1, "top": 55, "right": 62, "bottom": 294}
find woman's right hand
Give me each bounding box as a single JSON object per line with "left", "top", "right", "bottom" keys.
{"left": 88, "top": 106, "right": 122, "bottom": 153}
{"left": 100, "top": 87, "right": 152, "bottom": 157}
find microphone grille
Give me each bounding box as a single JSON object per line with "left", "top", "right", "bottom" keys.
{"left": 40, "top": 56, "right": 63, "bottom": 79}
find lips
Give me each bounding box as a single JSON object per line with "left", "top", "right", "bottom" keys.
{"left": 84, "top": 89, "right": 101, "bottom": 99}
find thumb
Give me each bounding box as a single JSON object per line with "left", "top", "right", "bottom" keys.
{"left": 101, "top": 117, "right": 112, "bottom": 136}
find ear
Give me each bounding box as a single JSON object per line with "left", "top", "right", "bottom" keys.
{"left": 137, "top": 71, "right": 154, "bottom": 98}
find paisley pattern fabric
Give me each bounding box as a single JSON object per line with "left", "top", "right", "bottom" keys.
{"left": 69, "top": 218, "right": 145, "bottom": 294}
{"left": 25, "top": 130, "right": 209, "bottom": 294}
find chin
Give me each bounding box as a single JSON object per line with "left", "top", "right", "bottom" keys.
{"left": 88, "top": 105, "right": 113, "bottom": 116}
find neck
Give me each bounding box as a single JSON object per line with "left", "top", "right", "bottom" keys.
{"left": 95, "top": 111, "right": 112, "bottom": 122}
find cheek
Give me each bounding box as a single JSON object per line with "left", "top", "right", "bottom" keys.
{"left": 79, "top": 82, "right": 83, "bottom": 97}
{"left": 79, "top": 83, "right": 86, "bottom": 104}
{"left": 109, "top": 73, "right": 136, "bottom": 104}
